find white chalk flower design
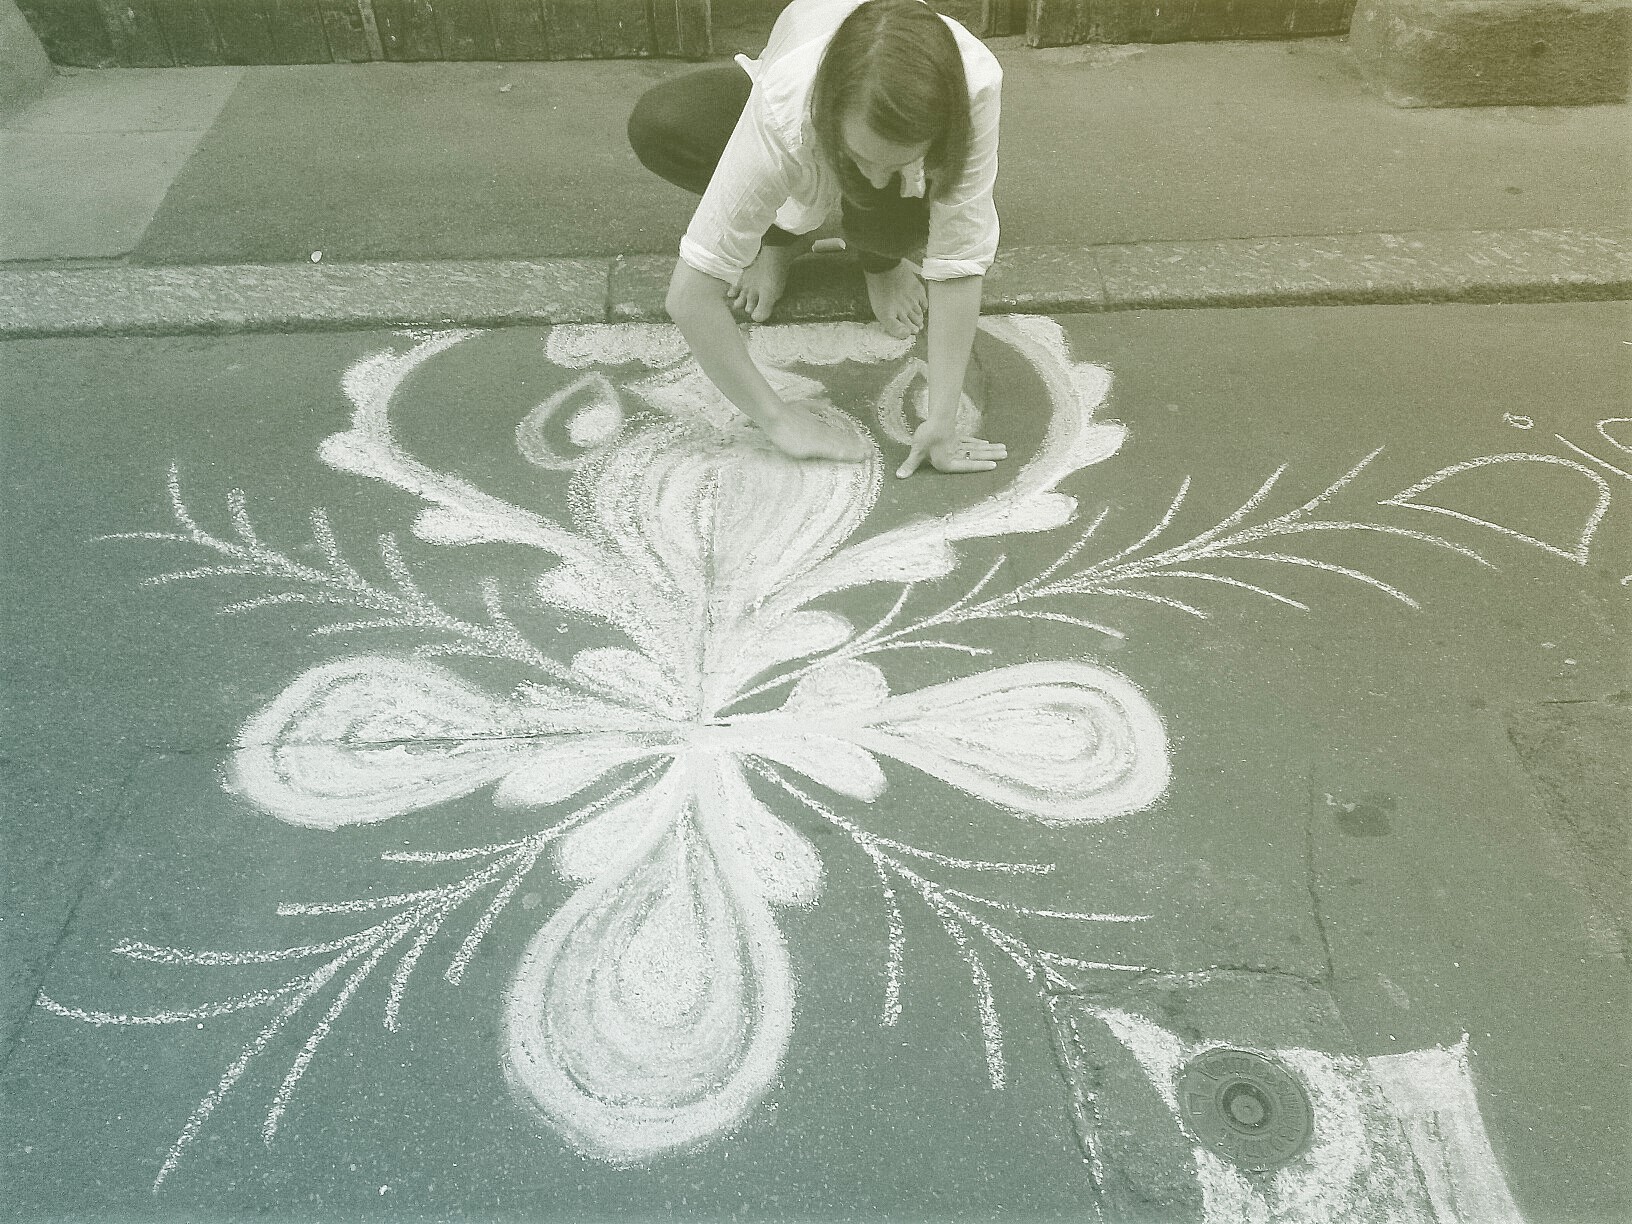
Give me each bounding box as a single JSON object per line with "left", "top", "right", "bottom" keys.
{"left": 43, "top": 316, "right": 1538, "bottom": 1193}
{"left": 47, "top": 318, "right": 1173, "bottom": 1184}
{"left": 280, "top": 320, "right": 1166, "bottom": 1163}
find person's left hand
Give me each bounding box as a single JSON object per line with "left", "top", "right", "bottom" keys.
{"left": 895, "top": 420, "right": 1008, "bottom": 478}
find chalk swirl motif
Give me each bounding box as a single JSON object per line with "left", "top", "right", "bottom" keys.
{"left": 42, "top": 318, "right": 1200, "bottom": 1188}
{"left": 226, "top": 318, "right": 1167, "bottom": 1163}
{"left": 38, "top": 317, "right": 1573, "bottom": 1208}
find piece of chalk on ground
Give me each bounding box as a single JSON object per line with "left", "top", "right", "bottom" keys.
{"left": 812, "top": 238, "right": 847, "bottom": 253}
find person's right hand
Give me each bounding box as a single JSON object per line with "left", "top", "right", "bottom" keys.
{"left": 759, "top": 398, "right": 870, "bottom": 463}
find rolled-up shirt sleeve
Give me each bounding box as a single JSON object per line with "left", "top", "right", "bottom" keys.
{"left": 679, "top": 91, "right": 799, "bottom": 285}
{"left": 923, "top": 66, "right": 1001, "bottom": 282}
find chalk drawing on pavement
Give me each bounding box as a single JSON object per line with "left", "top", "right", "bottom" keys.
{"left": 1054, "top": 999, "right": 1524, "bottom": 1224}
{"left": 48, "top": 318, "right": 1168, "bottom": 1185}
{"left": 1383, "top": 419, "right": 1632, "bottom": 571}
{"left": 1598, "top": 417, "right": 1632, "bottom": 455}
{"left": 40, "top": 317, "right": 1545, "bottom": 1212}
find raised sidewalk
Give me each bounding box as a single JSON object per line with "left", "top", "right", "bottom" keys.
{"left": 1, "top": 37, "right": 1628, "bottom": 338}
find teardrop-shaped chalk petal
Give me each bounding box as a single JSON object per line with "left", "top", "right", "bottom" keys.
{"left": 840, "top": 662, "right": 1169, "bottom": 825}
{"left": 783, "top": 660, "right": 891, "bottom": 714}
{"left": 511, "top": 679, "right": 662, "bottom": 735}
{"left": 578, "top": 422, "right": 879, "bottom": 674}
{"left": 571, "top": 648, "right": 684, "bottom": 719}
{"left": 700, "top": 758, "right": 823, "bottom": 906}
{"left": 712, "top": 610, "right": 853, "bottom": 711}
{"left": 230, "top": 656, "right": 540, "bottom": 828}
{"left": 506, "top": 793, "right": 794, "bottom": 1163}
{"left": 738, "top": 732, "right": 886, "bottom": 802}
{"left": 554, "top": 773, "right": 676, "bottom": 884}
{"left": 518, "top": 372, "right": 624, "bottom": 471}
{"left": 493, "top": 734, "right": 666, "bottom": 809}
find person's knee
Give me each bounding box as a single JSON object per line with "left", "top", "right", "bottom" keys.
{"left": 626, "top": 91, "right": 671, "bottom": 173}
{"left": 628, "top": 66, "right": 747, "bottom": 191}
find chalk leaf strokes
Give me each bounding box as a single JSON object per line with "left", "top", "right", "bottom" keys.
{"left": 42, "top": 319, "right": 1620, "bottom": 1192}
{"left": 1383, "top": 416, "right": 1632, "bottom": 578}
{"left": 290, "top": 319, "right": 1174, "bottom": 1166}
{"left": 48, "top": 318, "right": 1171, "bottom": 1186}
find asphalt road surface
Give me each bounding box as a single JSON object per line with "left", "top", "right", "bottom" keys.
{"left": 2, "top": 302, "right": 1627, "bottom": 1222}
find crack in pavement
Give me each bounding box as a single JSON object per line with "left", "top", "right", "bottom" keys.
{"left": 0, "top": 750, "right": 145, "bottom": 1075}
{"left": 1304, "top": 774, "right": 1339, "bottom": 989}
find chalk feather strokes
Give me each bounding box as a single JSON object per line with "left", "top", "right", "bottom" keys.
{"left": 1382, "top": 413, "right": 1632, "bottom": 570}
{"left": 53, "top": 317, "right": 1175, "bottom": 1183}
{"left": 45, "top": 317, "right": 1585, "bottom": 1199}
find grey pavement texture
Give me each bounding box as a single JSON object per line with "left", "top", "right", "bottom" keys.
{"left": 2, "top": 303, "right": 1629, "bottom": 1221}
{"left": 2, "top": 24, "right": 1631, "bottom": 1224}
{"left": 0, "top": 66, "right": 240, "bottom": 262}
{"left": 110, "top": 43, "right": 1632, "bottom": 265}
{"left": 1, "top": 38, "right": 1629, "bottom": 333}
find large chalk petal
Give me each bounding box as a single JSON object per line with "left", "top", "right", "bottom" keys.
{"left": 493, "top": 734, "right": 668, "bottom": 809}
{"left": 739, "top": 732, "right": 887, "bottom": 802}
{"left": 832, "top": 662, "right": 1169, "bottom": 825}
{"left": 505, "top": 769, "right": 795, "bottom": 1162}
{"left": 701, "top": 757, "right": 823, "bottom": 906}
{"left": 230, "top": 656, "right": 546, "bottom": 829}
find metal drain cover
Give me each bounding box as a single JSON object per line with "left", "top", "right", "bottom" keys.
{"left": 1176, "top": 1048, "right": 1313, "bottom": 1171}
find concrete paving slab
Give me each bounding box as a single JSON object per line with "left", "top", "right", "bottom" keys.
{"left": 1049, "top": 301, "right": 1631, "bottom": 1221}
{"left": 2, "top": 303, "right": 1627, "bottom": 1220}
{"left": 993, "top": 39, "right": 1628, "bottom": 248}
{"left": 1, "top": 65, "right": 241, "bottom": 131}
{"left": 1505, "top": 697, "right": 1631, "bottom": 948}
{"left": 0, "top": 0, "right": 53, "bottom": 110}
{"left": 0, "top": 66, "right": 241, "bottom": 262}
{"left": 129, "top": 59, "right": 693, "bottom": 268}
{"left": 0, "top": 131, "right": 212, "bottom": 261}
{"left": 0, "top": 323, "right": 1185, "bottom": 1220}
{"left": 104, "top": 40, "right": 1631, "bottom": 270}
{"left": 0, "top": 742, "right": 143, "bottom": 1051}
{"left": 1050, "top": 971, "right": 1364, "bottom": 1221}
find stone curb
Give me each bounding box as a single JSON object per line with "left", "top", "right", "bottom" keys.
{"left": 2, "top": 228, "right": 1627, "bottom": 340}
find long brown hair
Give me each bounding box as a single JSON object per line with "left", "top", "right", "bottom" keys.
{"left": 809, "top": 0, "right": 972, "bottom": 205}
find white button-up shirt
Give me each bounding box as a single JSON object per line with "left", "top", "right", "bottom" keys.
{"left": 679, "top": 0, "right": 1002, "bottom": 284}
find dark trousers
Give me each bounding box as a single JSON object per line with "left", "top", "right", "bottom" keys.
{"left": 627, "top": 64, "right": 928, "bottom": 274}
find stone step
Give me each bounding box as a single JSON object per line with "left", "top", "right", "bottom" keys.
{"left": 16, "top": 0, "right": 712, "bottom": 66}
{"left": 19, "top": 0, "right": 1358, "bottom": 67}
{"left": 1350, "top": 0, "right": 1631, "bottom": 107}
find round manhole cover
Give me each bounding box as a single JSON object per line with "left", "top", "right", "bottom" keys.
{"left": 1176, "top": 1048, "right": 1313, "bottom": 1171}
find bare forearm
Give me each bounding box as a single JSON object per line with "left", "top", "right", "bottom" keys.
{"left": 665, "top": 258, "right": 782, "bottom": 425}
{"left": 665, "top": 257, "right": 866, "bottom": 463}
{"left": 894, "top": 275, "right": 1005, "bottom": 478}
{"left": 925, "top": 275, "right": 983, "bottom": 426}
